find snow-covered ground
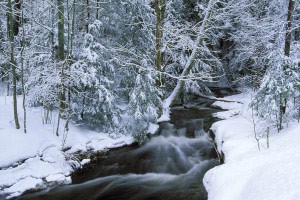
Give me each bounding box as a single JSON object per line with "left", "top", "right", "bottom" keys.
{"left": 204, "top": 93, "right": 300, "bottom": 200}
{"left": 0, "top": 95, "right": 134, "bottom": 199}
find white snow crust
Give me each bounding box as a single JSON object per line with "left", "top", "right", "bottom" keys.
{"left": 204, "top": 93, "right": 300, "bottom": 200}
{"left": 0, "top": 96, "right": 134, "bottom": 199}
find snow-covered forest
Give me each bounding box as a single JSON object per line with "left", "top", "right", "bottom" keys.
{"left": 0, "top": 0, "right": 299, "bottom": 199}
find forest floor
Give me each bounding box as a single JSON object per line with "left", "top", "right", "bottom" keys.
{"left": 204, "top": 93, "right": 300, "bottom": 200}
{"left": 0, "top": 95, "right": 134, "bottom": 199}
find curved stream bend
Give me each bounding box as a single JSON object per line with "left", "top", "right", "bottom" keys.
{"left": 19, "top": 103, "right": 220, "bottom": 200}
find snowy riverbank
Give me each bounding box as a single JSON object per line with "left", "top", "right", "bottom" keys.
{"left": 204, "top": 93, "right": 300, "bottom": 200}
{"left": 0, "top": 96, "right": 134, "bottom": 199}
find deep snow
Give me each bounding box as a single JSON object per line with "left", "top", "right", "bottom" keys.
{"left": 0, "top": 95, "right": 134, "bottom": 199}
{"left": 204, "top": 93, "right": 300, "bottom": 200}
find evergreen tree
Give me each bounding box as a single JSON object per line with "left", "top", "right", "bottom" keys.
{"left": 71, "top": 20, "right": 121, "bottom": 132}
{"left": 251, "top": 0, "right": 300, "bottom": 131}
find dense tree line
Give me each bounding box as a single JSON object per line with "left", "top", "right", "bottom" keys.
{"left": 0, "top": 0, "right": 299, "bottom": 142}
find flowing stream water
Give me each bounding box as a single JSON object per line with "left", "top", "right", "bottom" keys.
{"left": 19, "top": 99, "right": 221, "bottom": 200}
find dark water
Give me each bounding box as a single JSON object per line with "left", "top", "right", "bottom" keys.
{"left": 18, "top": 103, "right": 221, "bottom": 200}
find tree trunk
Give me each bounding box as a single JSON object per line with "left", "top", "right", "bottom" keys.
{"left": 65, "top": 0, "right": 76, "bottom": 132}
{"left": 80, "top": 0, "right": 90, "bottom": 120}
{"left": 50, "top": 0, "right": 55, "bottom": 61}
{"left": 57, "top": 0, "right": 66, "bottom": 136}
{"left": 58, "top": 0, "right": 65, "bottom": 106}
{"left": 284, "top": 0, "right": 294, "bottom": 58}
{"left": 7, "top": 0, "right": 20, "bottom": 129}
{"left": 85, "top": 0, "right": 90, "bottom": 33}
{"left": 279, "top": 0, "right": 295, "bottom": 130}
{"left": 164, "top": 0, "right": 214, "bottom": 109}
{"left": 155, "top": 0, "right": 165, "bottom": 87}
{"left": 96, "top": 0, "right": 100, "bottom": 20}
{"left": 21, "top": 4, "right": 27, "bottom": 133}
{"left": 14, "top": 0, "right": 21, "bottom": 36}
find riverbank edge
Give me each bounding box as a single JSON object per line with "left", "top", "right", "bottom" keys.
{"left": 0, "top": 140, "right": 137, "bottom": 200}
{"left": 203, "top": 93, "right": 300, "bottom": 200}
{"left": 0, "top": 96, "right": 136, "bottom": 199}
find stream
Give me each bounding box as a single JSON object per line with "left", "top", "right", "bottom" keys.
{"left": 19, "top": 98, "right": 222, "bottom": 200}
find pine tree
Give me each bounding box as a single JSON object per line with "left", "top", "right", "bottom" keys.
{"left": 71, "top": 20, "right": 121, "bottom": 132}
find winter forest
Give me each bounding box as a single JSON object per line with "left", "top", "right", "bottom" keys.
{"left": 0, "top": 0, "right": 300, "bottom": 200}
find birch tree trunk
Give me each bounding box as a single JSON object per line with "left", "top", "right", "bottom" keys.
{"left": 81, "top": 0, "right": 90, "bottom": 120}
{"left": 64, "top": 0, "right": 76, "bottom": 132}
{"left": 50, "top": 0, "right": 55, "bottom": 61}
{"left": 163, "top": 0, "right": 214, "bottom": 110}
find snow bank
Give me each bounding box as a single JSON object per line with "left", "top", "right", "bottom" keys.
{"left": 203, "top": 93, "right": 300, "bottom": 200}
{"left": 0, "top": 96, "right": 134, "bottom": 199}
{"left": 147, "top": 123, "right": 159, "bottom": 135}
